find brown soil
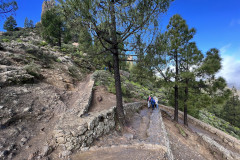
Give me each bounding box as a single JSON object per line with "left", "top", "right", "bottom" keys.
{"left": 162, "top": 111, "right": 215, "bottom": 160}
{"left": 89, "top": 86, "right": 116, "bottom": 113}
{"left": 90, "top": 107, "right": 152, "bottom": 148}
{"left": 160, "top": 106, "right": 240, "bottom": 155}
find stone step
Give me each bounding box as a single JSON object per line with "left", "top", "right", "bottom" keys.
{"left": 71, "top": 144, "right": 167, "bottom": 160}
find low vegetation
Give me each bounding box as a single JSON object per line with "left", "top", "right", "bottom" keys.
{"left": 199, "top": 109, "right": 240, "bottom": 139}
{"left": 92, "top": 70, "right": 167, "bottom": 103}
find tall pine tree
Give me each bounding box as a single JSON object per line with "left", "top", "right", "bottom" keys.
{"left": 57, "top": 0, "right": 174, "bottom": 127}
{"left": 3, "top": 15, "right": 17, "bottom": 31}
{"left": 24, "top": 17, "right": 29, "bottom": 28}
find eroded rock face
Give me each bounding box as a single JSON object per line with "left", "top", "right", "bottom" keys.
{"left": 0, "top": 83, "right": 68, "bottom": 159}
{"left": 0, "top": 65, "right": 34, "bottom": 87}
{"left": 0, "top": 39, "right": 89, "bottom": 160}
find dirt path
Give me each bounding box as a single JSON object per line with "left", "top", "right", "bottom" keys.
{"left": 71, "top": 107, "right": 169, "bottom": 160}
{"left": 72, "top": 106, "right": 234, "bottom": 160}
{"left": 91, "top": 107, "right": 152, "bottom": 147}
{"left": 162, "top": 112, "right": 215, "bottom": 160}
{"left": 160, "top": 106, "right": 240, "bottom": 155}
{"left": 89, "top": 86, "right": 116, "bottom": 113}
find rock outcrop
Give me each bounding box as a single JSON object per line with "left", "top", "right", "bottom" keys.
{"left": 41, "top": 0, "right": 55, "bottom": 18}
{"left": 0, "top": 36, "right": 89, "bottom": 160}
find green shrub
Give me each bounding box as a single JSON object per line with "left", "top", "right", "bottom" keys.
{"left": 56, "top": 58, "right": 62, "bottom": 63}
{"left": 16, "top": 38, "right": 23, "bottom": 43}
{"left": 72, "top": 51, "right": 83, "bottom": 57}
{"left": 199, "top": 109, "right": 240, "bottom": 139}
{"left": 53, "top": 46, "right": 60, "bottom": 50}
{"left": 107, "top": 81, "right": 116, "bottom": 94}
{"left": 40, "top": 41, "right": 48, "bottom": 46}
{"left": 68, "top": 65, "right": 82, "bottom": 80}
{"left": 61, "top": 47, "right": 67, "bottom": 52}
{"left": 2, "top": 39, "right": 10, "bottom": 42}
{"left": 25, "top": 47, "right": 57, "bottom": 68}
{"left": 24, "top": 62, "right": 41, "bottom": 78}
{"left": 139, "top": 93, "right": 145, "bottom": 99}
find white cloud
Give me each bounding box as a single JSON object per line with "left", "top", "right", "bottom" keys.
{"left": 220, "top": 44, "right": 231, "bottom": 54}
{"left": 230, "top": 19, "right": 240, "bottom": 27}
{"left": 216, "top": 55, "right": 240, "bottom": 89}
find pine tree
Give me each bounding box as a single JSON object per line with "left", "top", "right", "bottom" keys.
{"left": 221, "top": 87, "right": 240, "bottom": 127}
{"left": 41, "top": 7, "right": 64, "bottom": 47}
{"left": 166, "top": 14, "right": 197, "bottom": 123}
{"left": 150, "top": 15, "right": 229, "bottom": 125}
{"left": 3, "top": 15, "right": 17, "bottom": 31}
{"left": 180, "top": 42, "right": 203, "bottom": 125}
{"left": 78, "top": 25, "right": 92, "bottom": 53}
{"left": 57, "top": 0, "right": 174, "bottom": 127}
{"left": 24, "top": 17, "right": 29, "bottom": 28}
{"left": 0, "top": 0, "right": 18, "bottom": 16}
{"left": 29, "top": 20, "right": 34, "bottom": 28}
{"left": 150, "top": 14, "right": 196, "bottom": 122}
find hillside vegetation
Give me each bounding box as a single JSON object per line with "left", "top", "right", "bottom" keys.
{"left": 1, "top": 1, "right": 240, "bottom": 159}
{"left": 1, "top": 28, "right": 239, "bottom": 140}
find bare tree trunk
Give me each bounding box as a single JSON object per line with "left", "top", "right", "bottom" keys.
{"left": 113, "top": 53, "right": 125, "bottom": 126}
{"left": 174, "top": 52, "right": 178, "bottom": 122}
{"left": 184, "top": 79, "right": 188, "bottom": 126}
{"left": 107, "top": 61, "right": 112, "bottom": 73}
{"left": 110, "top": 0, "right": 125, "bottom": 127}
{"left": 58, "top": 29, "right": 61, "bottom": 47}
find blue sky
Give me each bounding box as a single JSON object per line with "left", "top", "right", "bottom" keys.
{"left": 0, "top": 0, "right": 43, "bottom": 31}
{"left": 158, "top": 0, "right": 240, "bottom": 88}
{"left": 0, "top": 0, "right": 240, "bottom": 88}
{"left": 159, "top": 0, "right": 240, "bottom": 88}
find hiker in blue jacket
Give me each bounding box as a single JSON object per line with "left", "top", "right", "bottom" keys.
{"left": 151, "top": 97, "right": 155, "bottom": 110}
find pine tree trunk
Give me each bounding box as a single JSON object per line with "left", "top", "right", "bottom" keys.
{"left": 110, "top": 0, "right": 125, "bottom": 127}
{"left": 184, "top": 79, "right": 189, "bottom": 126}
{"left": 58, "top": 29, "right": 61, "bottom": 47}
{"left": 108, "top": 61, "right": 112, "bottom": 73}
{"left": 174, "top": 52, "right": 178, "bottom": 122}
{"left": 113, "top": 53, "right": 125, "bottom": 126}
{"left": 174, "top": 84, "right": 178, "bottom": 122}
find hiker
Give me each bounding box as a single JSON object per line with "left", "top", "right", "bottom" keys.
{"left": 154, "top": 96, "right": 158, "bottom": 109}
{"left": 151, "top": 96, "right": 155, "bottom": 110}
{"left": 147, "top": 95, "right": 151, "bottom": 108}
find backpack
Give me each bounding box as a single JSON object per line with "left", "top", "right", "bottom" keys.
{"left": 148, "top": 97, "right": 151, "bottom": 101}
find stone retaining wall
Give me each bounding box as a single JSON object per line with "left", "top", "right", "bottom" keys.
{"left": 197, "top": 133, "right": 240, "bottom": 160}
{"left": 54, "top": 102, "right": 145, "bottom": 157}
{"left": 158, "top": 110, "right": 174, "bottom": 160}
{"left": 160, "top": 105, "right": 240, "bottom": 153}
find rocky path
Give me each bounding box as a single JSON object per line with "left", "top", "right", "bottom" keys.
{"left": 161, "top": 106, "right": 240, "bottom": 160}
{"left": 71, "top": 105, "right": 240, "bottom": 160}
{"left": 60, "top": 74, "right": 94, "bottom": 116}
{"left": 0, "top": 72, "right": 95, "bottom": 160}
{"left": 162, "top": 112, "right": 215, "bottom": 160}
{"left": 70, "top": 108, "right": 171, "bottom": 160}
